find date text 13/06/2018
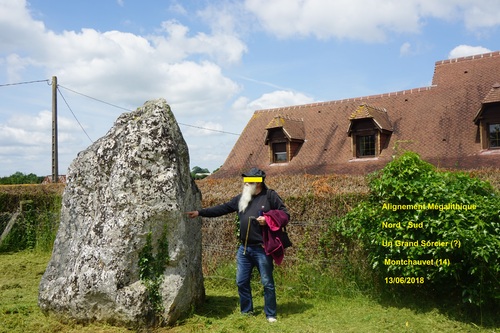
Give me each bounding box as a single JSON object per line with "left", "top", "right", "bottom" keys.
{"left": 385, "top": 277, "right": 425, "bottom": 284}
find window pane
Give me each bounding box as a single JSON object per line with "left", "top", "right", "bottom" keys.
{"left": 358, "top": 135, "right": 375, "bottom": 157}
{"left": 272, "top": 143, "right": 287, "bottom": 162}
{"left": 275, "top": 152, "right": 287, "bottom": 162}
{"left": 489, "top": 124, "right": 500, "bottom": 148}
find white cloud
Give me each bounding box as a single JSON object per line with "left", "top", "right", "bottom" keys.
{"left": 448, "top": 45, "right": 492, "bottom": 59}
{"left": 8, "top": 110, "right": 52, "bottom": 131}
{"left": 249, "top": 90, "right": 315, "bottom": 109}
{"left": 182, "top": 120, "right": 225, "bottom": 137}
{"left": 0, "top": 123, "right": 48, "bottom": 146}
{"left": 154, "top": 19, "right": 247, "bottom": 65}
{"left": 0, "top": 108, "right": 91, "bottom": 176}
{"left": 417, "top": 0, "right": 500, "bottom": 30}
{"left": 5, "top": 53, "right": 34, "bottom": 82}
{"left": 460, "top": 2, "right": 500, "bottom": 30}
{"left": 186, "top": 142, "right": 233, "bottom": 169}
{"left": 197, "top": 1, "right": 254, "bottom": 37}
{"left": 169, "top": 3, "right": 187, "bottom": 16}
{"left": 0, "top": 0, "right": 250, "bottom": 175}
{"left": 244, "top": 0, "right": 500, "bottom": 41}
{"left": 3, "top": 0, "right": 498, "bottom": 176}
{"left": 233, "top": 90, "right": 315, "bottom": 118}
{"left": 244, "top": 0, "right": 421, "bottom": 42}
{"left": 1, "top": 111, "right": 81, "bottom": 146}
{"left": 0, "top": 0, "right": 46, "bottom": 52}
{"left": 400, "top": 42, "right": 412, "bottom": 56}
{"left": 1, "top": 4, "right": 245, "bottom": 112}
{"left": 164, "top": 61, "right": 241, "bottom": 115}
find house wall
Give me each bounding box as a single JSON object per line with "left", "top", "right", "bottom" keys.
{"left": 290, "top": 141, "right": 302, "bottom": 160}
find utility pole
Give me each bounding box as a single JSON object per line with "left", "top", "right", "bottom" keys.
{"left": 52, "top": 76, "right": 58, "bottom": 183}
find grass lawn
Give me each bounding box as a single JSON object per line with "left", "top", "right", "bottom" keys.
{"left": 0, "top": 251, "right": 497, "bottom": 333}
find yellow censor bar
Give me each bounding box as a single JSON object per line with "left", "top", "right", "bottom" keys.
{"left": 243, "top": 176, "right": 263, "bottom": 183}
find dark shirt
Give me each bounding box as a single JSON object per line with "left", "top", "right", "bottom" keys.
{"left": 198, "top": 186, "right": 289, "bottom": 245}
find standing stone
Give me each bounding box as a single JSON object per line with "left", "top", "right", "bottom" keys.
{"left": 38, "top": 98, "right": 204, "bottom": 328}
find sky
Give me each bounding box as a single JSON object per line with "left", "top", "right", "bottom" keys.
{"left": 0, "top": 0, "right": 499, "bottom": 177}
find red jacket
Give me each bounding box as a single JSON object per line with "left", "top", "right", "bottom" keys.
{"left": 262, "top": 210, "right": 289, "bottom": 265}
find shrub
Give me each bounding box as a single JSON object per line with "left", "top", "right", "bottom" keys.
{"left": 334, "top": 152, "right": 500, "bottom": 308}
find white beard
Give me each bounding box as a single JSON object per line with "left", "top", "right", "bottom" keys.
{"left": 239, "top": 183, "right": 257, "bottom": 213}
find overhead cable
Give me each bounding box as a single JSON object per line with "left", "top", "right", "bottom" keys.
{"left": 58, "top": 84, "right": 240, "bottom": 136}
{"left": 58, "top": 84, "right": 131, "bottom": 112}
{"left": 0, "top": 79, "right": 50, "bottom": 87}
{"left": 178, "top": 123, "right": 240, "bottom": 135}
{"left": 57, "top": 87, "right": 94, "bottom": 143}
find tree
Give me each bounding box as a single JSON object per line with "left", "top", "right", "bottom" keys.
{"left": 190, "top": 166, "right": 210, "bottom": 180}
{"left": 0, "top": 172, "right": 43, "bottom": 185}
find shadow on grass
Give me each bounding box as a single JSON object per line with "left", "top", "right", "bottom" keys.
{"left": 375, "top": 285, "right": 500, "bottom": 329}
{"left": 279, "top": 300, "right": 314, "bottom": 315}
{"left": 194, "top": 295, "right": 314, "bottom": 320}
{"left": 250, "top": 299, "right": 314, "bottom": 318}
{"left": 195, "top": 295, "right": 239, "bottom": 319}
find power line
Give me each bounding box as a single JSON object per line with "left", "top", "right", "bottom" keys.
{"left": 178, "top": 123, "right": 240, "bottom": 136}
{"left": 58, "top": 84, "right": 131, "bottom": 112}
{"left": 0, "top": 79, "right": 50, "bottom": 87}
{"left": 58, "top": 84, "right": 240, "bottom": 136}
{"left": 57, "top": 87, "right": 94, "bottom": 143}
{"left": 1, "top": 79, "right": 239, "bottom": 138}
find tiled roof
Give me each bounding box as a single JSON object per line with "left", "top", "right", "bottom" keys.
{"left": 474, "top": 83, "right": 500, "bottom": 124}
{"left": 482, "top": 83, "right": 500, "bottom": 104}
{"left": 348, "top": 103, "right": 393, "bottom": 134}
{"left": 215, "top": 51, "right": 500, "bottom": 177}
{"left": 265, "top": 115, "right": 305, "bottom": 142}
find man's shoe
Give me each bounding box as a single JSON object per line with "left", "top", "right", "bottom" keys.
{"left": 267, "top": 317, "right": 277, "bottom": 323}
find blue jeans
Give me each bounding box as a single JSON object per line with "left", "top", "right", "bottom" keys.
{"left": 236, "top": 244, "right": 277, "bottom": 318}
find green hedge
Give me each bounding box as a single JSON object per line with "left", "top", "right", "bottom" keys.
{"left": 0, "top": 186, "right": 62, "bottom": 252}
{"left": 332, "top": 152, "right": 500, "bottom": 308}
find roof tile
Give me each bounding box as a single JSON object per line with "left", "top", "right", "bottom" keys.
{"left": 265, "top": 115, "right": 305, "bottom": 141}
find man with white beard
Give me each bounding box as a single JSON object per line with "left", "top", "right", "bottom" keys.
{"left": 186, "top": 167, "right": 289, "bottom": 323}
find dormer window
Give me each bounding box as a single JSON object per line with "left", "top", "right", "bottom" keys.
{"left": 272, "top": 142, "right": 287, "bottom": 162}
{"left": 358, "top": 134, "right": 376, "bottom": 157}
{"left": 348, "top": 104, "right": 393, "bottom": 158}
{"left": 474, "top": 83, "right": 500, "bottom": 150}
{"left": 265, "top": 115, "right": 305, "bottom": 164}
{"left": 489, "top": 124, "right": 500, "bottom": 148}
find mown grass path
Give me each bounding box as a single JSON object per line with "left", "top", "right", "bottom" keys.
{"left": 1, "top": 251, "right": 496, "bottom": 333}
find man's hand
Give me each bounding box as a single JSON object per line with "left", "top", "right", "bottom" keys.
{"left": 256, "top": 216, "right": 266, "bottom": 226}
{"left": 186, "top": 211, "right": 199, "bottom": 218}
